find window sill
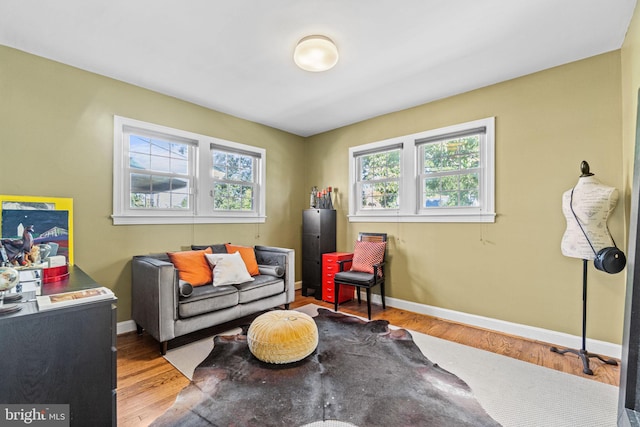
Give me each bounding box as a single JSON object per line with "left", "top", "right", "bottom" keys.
{"left": 111, "top": 214, "right": 267, "bottom": 225}
{"left": 348, "top": 212, "right": 496, "bottom": 223}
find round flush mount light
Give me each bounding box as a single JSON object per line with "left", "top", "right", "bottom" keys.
{"left": 293, "top": 35, "right": 339, "bottom": 72}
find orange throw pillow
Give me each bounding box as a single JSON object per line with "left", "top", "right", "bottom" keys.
{"left": 225, "top": 244, "right": 260, "bottom": 276}
{"left": 167, "top": 247, "right": 213, "bottom": 286}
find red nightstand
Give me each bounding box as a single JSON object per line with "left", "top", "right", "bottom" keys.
{"left": 322, "top": 252, "right": 354, "bottom": 303}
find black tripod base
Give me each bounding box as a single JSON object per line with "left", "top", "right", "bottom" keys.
{"left": 550, "top": 346, "right": 618, "bottom": 375}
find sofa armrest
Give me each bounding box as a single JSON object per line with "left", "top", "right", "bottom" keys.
{"left": 131, "top": 255, "right": 179, "bottom": 343}
{"left": 254, "top": 246, "right": 295, "bottom": 304}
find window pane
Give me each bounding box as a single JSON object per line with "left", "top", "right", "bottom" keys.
{"left": 171, "top": 158, "right": 188, "bottom": 175}
{"left": 423, "top": 173, "right": 479, "bottom": 208}
{"left": 129, "top": 135, "right": 151, "bottom": 154}
{"left": 357, "top": 149, "right": 400, "bottom": 211}
{"left": 129, "top": 152, "right": 150, "bottom": 170}
{"left": 423, "top": 136, "right": 480, "bottom": 173}
{"left": 150, "top": 155, "right": 171, "bottom": 173}
{"left": 129, "top": 135, "right": 189, "bottom": 176}
{"left": 211, "top": 151, "right": 254, "bottom": 182}
{"left": 213, "top": 183, "right": 254, "bottom": 211}
{"left": 424, "top": 177, "right": 445, "bottom": 207}
{"left": 360, "top": 181, "right": 399, "bottom": 209}
{"left": 129, "top": 173, "right": 189, "bottom": 209}
{"left": 211, "top": 149, "right": 257, "bottom": 212}
{"left": 359, "top": 150, "right": 400, "bottom": 180}
{"left": 150, "top": 139, "right": 171, "bottom": 156}
{"left": 459, "top": 190, "right": 479, "bottom": 207}
{"left": 421, "top": 133, "right": 481, "bottom": 209}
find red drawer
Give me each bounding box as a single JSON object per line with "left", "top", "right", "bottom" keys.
{"left": 322, "top": 252, "right": 354, "bottom": 303}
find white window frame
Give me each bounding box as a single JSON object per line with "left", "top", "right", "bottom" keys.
{"left": 348, "top": 117, "right": 495, "bottom": 223}
{"left": 112, "top": 116, "right": 266, "bottom": 225}
{"left": 354, "top": 144, "right": 403, "bottom": 212}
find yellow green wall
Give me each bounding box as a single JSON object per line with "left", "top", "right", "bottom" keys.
{"left": 622, "top": 3, "right": 640, "bottom": 223}
{"left": 0, "top": 36, "right": 634, "bottom": 345}
{"left": 0, "top": 45, "right": 307, "bottom": 322}
{"left": 306, "top": 51, "right": 626, "bottom": 343}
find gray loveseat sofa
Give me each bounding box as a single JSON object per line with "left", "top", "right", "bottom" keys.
{"left": 131, "top": 244, "right": 295, "bottom": 354}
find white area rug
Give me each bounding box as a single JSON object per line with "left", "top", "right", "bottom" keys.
{"left": 163, "top": 304, "right": 618, "bottom": 427}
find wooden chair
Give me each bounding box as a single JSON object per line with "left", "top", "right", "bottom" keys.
{"left": 334, "top": 232, "right": 387, "bottom": 320}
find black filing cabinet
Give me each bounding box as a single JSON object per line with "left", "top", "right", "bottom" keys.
{"left": 0, "top": 266, "right": 117, "bottom": 426}
{"left": 302, "top": 209, "right": 336, "bottom": 299}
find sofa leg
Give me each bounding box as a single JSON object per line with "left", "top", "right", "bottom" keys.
{"left": 284, "top": 303, "right": 290, "bottom": 310}
{"left": 160, "top": 341, "right": 168, "bottom": 356}
{"left": 136, "top": 324, "right": 143, "bottom": 336}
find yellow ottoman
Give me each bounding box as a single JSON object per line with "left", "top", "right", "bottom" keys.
{"left": 247, "top": 310, "right": 318, "bottom": 364}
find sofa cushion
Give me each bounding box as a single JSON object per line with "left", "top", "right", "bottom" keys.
{"left": 234, "top": 275, "right": 284, "bottom": 304}
{"left": 178, "top": 285, "right": 239, "bottom": 318}
{"left": 191, "top": 244, "right": 228, "bottom": 254}
{"left": 225, "top": 244, "right": 260, "bottom": 276}
{"left": 205, "top": 252, "right": 254, "bottom": 286}
{"left": 168, "top": 247, "right": 213, "bottom": 286}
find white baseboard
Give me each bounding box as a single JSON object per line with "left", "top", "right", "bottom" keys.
{"left": 117, "top": 289, "right": 621, "bottom": 359}
{"left": 117, "top": 319, "right": 137, "bottom": 335}
{"left": 362, "top": 292, "right": 622, "bottom": 359}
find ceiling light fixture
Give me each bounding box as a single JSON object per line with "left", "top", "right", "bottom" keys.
{"left": 293, "top": 35, "right": 339, "bottom": 72}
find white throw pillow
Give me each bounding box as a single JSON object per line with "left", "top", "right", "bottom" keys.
{"left": 205, "top": 252, "right": 254, "bottom": 286}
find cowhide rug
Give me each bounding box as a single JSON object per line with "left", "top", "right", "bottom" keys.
{"left": 152, "top": 309, "right": 501, "bottom": 427}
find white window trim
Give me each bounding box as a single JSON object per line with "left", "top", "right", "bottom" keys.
{"left": 348, "top": 117, "right": 495, "bottom": 223}
{"left": 112, "top": 116, "right": 266, "bottom": 225}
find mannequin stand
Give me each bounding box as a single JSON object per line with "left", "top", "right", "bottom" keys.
{"left": 550, "top": 259, "right": 618, "bottom": 375}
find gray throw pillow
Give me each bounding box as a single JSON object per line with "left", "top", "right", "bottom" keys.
{"left": 191, "top": 244, "right": 228, "bottom": 254}
{"left": 258, "top": 265, "right": 285, "bottom": 278}
{"left": 178, "top": 280, "right": 193, "bottom": 298}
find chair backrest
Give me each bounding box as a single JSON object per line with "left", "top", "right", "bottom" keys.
{"left": 356, "top": 233, "right": 388, "bottom": 277}
{"left": 358, "top": 232, "right": 387, "bottom": 243}
{"left": 358, "top": 232, "right": 388, "bottom": 264}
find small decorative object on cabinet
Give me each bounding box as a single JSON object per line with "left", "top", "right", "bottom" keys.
{"left": 322, "top": 252, "right": 354, "bottom": 303}
{"left": 302, "top": 209, "right": 336, "bottom": 299}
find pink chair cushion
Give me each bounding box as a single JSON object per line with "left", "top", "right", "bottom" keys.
{"left": 350, "top": 241, "right": 386, "bottom": 276}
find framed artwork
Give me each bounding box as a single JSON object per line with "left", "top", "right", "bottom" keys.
{"left": 0, "top": 195, "right": 74, "bottom": 265}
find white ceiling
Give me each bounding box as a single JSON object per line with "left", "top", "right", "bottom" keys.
{"left": 0, "top": 1, "right": 636, "bottom": 137}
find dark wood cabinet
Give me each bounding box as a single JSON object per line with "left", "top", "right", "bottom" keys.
{"left": 302, "top": 209, "right": 336, "bottom": 299}
{"left": 0, "top": 266, "right": 117, "bottom": 426}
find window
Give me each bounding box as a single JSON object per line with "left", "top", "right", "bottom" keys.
{"left": 128, "top": 132, "right": 194, "bottom": 211}
{"left": 113, "top": 116, "right": 266, "bottom": 225}
{"left": 348, "top": 117, "right": 495, "bottom": 223}
{"left": 211, "top": 145, "right": 260, "bottom": 212}
{"left": 356, "top": 146, "right": 401, "bottom": 210}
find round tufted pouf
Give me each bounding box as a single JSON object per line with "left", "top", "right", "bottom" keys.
{"left": 247, "top": 310, "right": 318, "bottom": 364}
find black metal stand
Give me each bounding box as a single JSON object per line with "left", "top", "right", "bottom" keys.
{"left": 550, "top": 259, "right": 618, "bottom": 375}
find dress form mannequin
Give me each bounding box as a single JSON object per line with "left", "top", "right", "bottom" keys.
{"left": 561, "top": 162, "right": 618, "bottom": 259}
{"left": 552, "top": 161, "right": 619, "bottom": 375}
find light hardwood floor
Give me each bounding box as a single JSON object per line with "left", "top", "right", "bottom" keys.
{"left": 117, "top": 291, "right": 620, "bottom": 426}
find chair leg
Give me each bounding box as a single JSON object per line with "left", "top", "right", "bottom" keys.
{"left": 366, "top": 288, "right": 372, "bottom": 320}
{"left": 381, "top": 282, "right": 386, "bottom": 309}
{"left": 334, "top": 283, "right": 340, "bottom": 313}
{"left": 357, "top": 287, "right": 362, "bottom": 304}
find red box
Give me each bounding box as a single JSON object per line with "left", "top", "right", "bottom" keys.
{"left": 322, "top": 252, "right": 354, "bottom": 303}
{"left": 43, "top": 264, "right": 69, "bottom": 283}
